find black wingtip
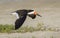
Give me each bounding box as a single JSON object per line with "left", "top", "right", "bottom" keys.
{"left": 15, "top": 27, "right": 19, "bottom": 30}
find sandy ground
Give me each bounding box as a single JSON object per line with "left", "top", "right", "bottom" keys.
{"left": 0, "top": 0, "right": 60, "bottom": 38}
{"left": 0, "top": 31, "right": 60, "bottom": 38}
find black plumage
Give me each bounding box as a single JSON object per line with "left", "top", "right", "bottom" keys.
{"left": 15, "top": 15, "right": 27, "bottom": 30}
{"left": 11, "top": 9, "right": 41, "bottom": 30}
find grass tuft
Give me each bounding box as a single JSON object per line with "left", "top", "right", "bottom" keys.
{"left": 0, "top": 23, "right": 59, "bottom": 33}
{"left": 0, "top": 24, "right": 14, "bottom": 33}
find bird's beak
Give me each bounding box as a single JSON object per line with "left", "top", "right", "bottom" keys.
{"left": 34, "top": 11, "right": 42, "bottom": 17}
{"left": 36, "top": 14, "right": 42, "bottom": 17}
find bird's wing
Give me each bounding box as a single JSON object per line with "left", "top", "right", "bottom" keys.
{"left": 15, "top": 15, "right": 27, "bottom": 30}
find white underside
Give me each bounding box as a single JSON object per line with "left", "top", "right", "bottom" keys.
{"left": 11, "top": 12, "right": 19, "bottom": 19}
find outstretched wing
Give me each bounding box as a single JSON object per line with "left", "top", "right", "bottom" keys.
{"left": 15, "top": 15, "right": 27, "bottom": 30}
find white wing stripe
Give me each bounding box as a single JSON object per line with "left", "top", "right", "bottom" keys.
{"left": 28, "top": 11, "right": 34, "bottom": 14}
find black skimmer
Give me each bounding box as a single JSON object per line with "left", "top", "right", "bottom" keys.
{"left": 11, "top": 9, "right": 42, "bottom": 30}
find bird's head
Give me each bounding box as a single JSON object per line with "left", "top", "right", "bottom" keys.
{"left": 27, "top": 10, "right": 42, "bottom": 19}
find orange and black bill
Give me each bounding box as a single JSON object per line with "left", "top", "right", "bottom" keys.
{"left": 34, "top": 11, "right": 42, "bottom": 17}
{"left": 36, "top": 14, "right": 42, "bottom": 17}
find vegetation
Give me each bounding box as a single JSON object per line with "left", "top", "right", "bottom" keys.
{"left": 0, "top": 23, "right": 59, "bottom": 33}
{"left": 0, "top": 24, "right": 14, "bottom": 33}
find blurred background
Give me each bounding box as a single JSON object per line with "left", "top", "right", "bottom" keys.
{"left": 0, "top": 0, "right": 60, "bottom": 38}
{"left": 0, "top": 0, "right": 60, "bottom": 27}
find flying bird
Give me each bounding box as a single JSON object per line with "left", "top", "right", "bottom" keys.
{"left": 11, "top": 9, "right": 42, "bottom": 30}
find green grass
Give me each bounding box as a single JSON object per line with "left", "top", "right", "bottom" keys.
{"left": 0, "top": 24, "right": 14, "bottom": 33}
{"left": 0, "top": 23, "right": 59, "bottom": 33}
